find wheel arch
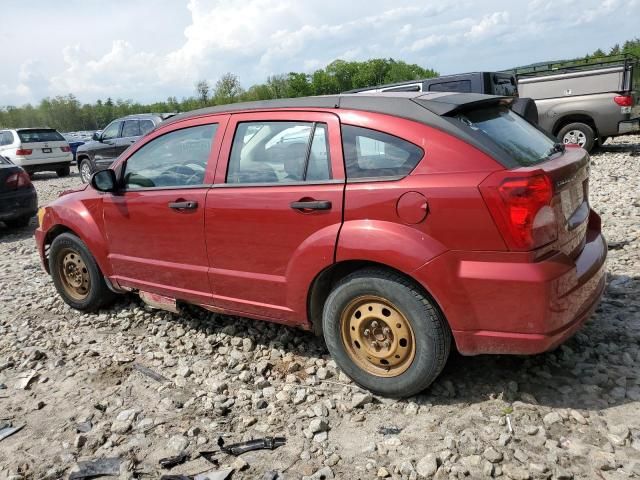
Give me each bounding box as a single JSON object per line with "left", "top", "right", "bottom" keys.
{"left": 307, "top": 259, "right": 447, "bottom": 336}
{"left": 552, "top": 114, "right": 599, "bottom": 137}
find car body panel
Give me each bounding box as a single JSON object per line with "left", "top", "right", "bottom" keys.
{"left": 0, "top": 160, "right": 38, "bottom": 222}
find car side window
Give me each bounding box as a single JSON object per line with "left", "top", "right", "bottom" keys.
{"left": 226, "top": 121, "right": 331, "bottom": 184}
{"left": 139, "top": 120, "right": 155, "bottom": 135}
{"left": 341, "top": 125, "right": 424, "bottom": 180}
{"left": 102, "top": 121, "right": 121, "bottom": 141}
{"left": 0, "top": 131, "right": 14, "bottom": 146}
{"left": 123, "top": 124, "right": 217, "bottom": 189}
{"left": 122, "top": 120, "right": 141, "bottom": 138}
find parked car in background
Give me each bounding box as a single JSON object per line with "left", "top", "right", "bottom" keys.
{"left": 36, "top": 93, "right": 607, "bottom": 398}
{"left": 76, "top": 114, "right": 174, "bottom": 183}
{"left": 345, "top": 71, "right": 539, "bottom": 124}
{"left": 0, "top": 155, "right": 37, "bottom": 228}
{"left": 62, "top": 132, "right": 95, "bottom": 164}
{"left": 513, "top": 55, "right": 639, "bottom": 151}
{"left": 0, "top": 128, "right": 72, "bottom": 177}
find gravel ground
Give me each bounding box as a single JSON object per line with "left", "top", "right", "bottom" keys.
{"left": 0, "top": 136, "right": 639, "bottom": 480}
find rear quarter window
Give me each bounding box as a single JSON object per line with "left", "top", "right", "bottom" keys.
{"left": 17, "top": 129, "right": 65, "bottom": 143}
{"left": 454, "top": 106, "right": 557, "bottom": 167}
{"left": 342, "top": 125, "right": 424, "bottom": 180}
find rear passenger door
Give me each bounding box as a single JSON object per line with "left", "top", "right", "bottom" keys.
{"left": 205, "top": 111, "right": 345, "bottom": 324}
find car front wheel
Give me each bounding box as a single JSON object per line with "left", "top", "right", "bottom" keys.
{"left": 49, "top": 233, "right": 117, "bottom": 311}
{"left": 322, "top": 269, "right": 451, "bottom": 398}
{"left": 79, "top": 159, "right": 93, "bottom": 183}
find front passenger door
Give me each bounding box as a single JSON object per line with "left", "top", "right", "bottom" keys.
{"left": 95, "top": 120, "right": 122, "bottom": 169}
{"left": 114, "top": 120, "right": 141, "bottom": 158}
{"left": 102, "top": 118, "right": 228, "bottom": 304}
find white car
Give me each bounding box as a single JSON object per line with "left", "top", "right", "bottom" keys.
{"left": 0, "top": 128, "right": 73, "bottom": 177}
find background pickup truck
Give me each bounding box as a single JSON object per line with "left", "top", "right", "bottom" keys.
{"left": 513, "top": 55, "right": 640, "bottom": 151}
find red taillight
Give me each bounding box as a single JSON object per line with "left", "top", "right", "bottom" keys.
{"left": 61, "top": 146, "right": 71, "bottom": 152}
{"left": 5, "top": 171, "right": 32, "bottom": 190}
{"left": 614, "top": 95, "right": 633, "bottom": 107}
{"left": 15, "top": 149, "right": 32, "bottom": 156}
{"left": 480, "top": 172, "right": 557, "bottom": 251}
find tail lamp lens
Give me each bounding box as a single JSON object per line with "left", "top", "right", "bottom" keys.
{"left": 61, "top": 146, "right": 71, "bottom": 152}
{"left": 16, "top": 149, "right": 33, "bottom": 156}
{"left": 5, "top": 171, "right": 32, "bottom": 190}
{"left": 481, "top": 173, "right": 557, "bottom": 251}
{"left": 614, "top": 95, "right": 633, "bottom": 107}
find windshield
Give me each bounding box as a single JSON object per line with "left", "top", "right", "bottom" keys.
{"left": 17, "top": 129, "right": 65, "bottom": 143}
{"left": 456, "top": 106, "right": 558, "bottom": 166}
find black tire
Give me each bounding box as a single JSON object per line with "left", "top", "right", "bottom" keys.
{"left": 49, "top": 233, "right": 117, "bottom": 311}
{"left": 79, "top": 158, "right": 93, "bottom": 183}
{"left": 4, "top": 216, "right": 31, "bottom": 228}
{"left": 557, "top": 122, "right": 595, "bottom": 152}
{"left": 56, "top": 165, "right": 71, "bottom": 177}
{"left": 322, "top": 268, "right": 451, "bottom": 398}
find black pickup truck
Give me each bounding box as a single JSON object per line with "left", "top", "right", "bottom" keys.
{"left": 345, "top": 71, "right": 538, "bottom": 124}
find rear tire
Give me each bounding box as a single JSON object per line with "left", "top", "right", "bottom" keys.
{"left": 49, "top": 233, "right": 117, "bottom": 311}
{"left": 56, "top": 165, "right": 71, "bottom": 177}
{"left": 558, "top": 122, "right": 595, "bottom": 152}
{"left": 322, "top": 268, "right": 451, "bottom": 398}
{"left": 4, "top": 216, "right": 31, "bottom": 228}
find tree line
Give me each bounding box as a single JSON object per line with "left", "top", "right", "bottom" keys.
{"left": 0, "top": 58, "right": 437, "bottom": 132}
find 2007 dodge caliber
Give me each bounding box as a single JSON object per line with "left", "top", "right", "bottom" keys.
{"left": 35, "top": 92, "right": 607, "bottom": 398}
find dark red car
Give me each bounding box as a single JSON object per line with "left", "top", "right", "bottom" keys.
{"left": 35, "top": 93, "right": 607, "bottom": 398}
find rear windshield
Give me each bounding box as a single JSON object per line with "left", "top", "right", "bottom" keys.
{"left": 455, "top": 106, "right": 557, "bottom": 166}
{"left": 17, "top": 129, "right": 65, "bottom": 143}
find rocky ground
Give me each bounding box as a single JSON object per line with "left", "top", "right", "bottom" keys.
{"left": 0, "top": 136, "right": 639, "bottom": 480}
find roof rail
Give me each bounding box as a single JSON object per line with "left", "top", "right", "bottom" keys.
{"left": 505, "top": 53, "right": 639, "bottom": 78}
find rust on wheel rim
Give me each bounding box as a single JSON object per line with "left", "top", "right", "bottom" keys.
{"left": 58, "top": 248, "right": 90, "bottom": 301}
{"left": 340, "top": 295, "right": 415, "bottom": 377}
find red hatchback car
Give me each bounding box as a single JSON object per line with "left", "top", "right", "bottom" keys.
{"left": 35, "top": 92, "right": 607, "bottom": 397}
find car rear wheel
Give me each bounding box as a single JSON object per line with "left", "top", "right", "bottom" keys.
{"left": 49, "top": 233, "right": 117, "bottom": 311}
{"left": 56, "top": 165, "right": 70, "bottom": 177}
{"left": 558, "top": 122, "right": 595, "bottom": 152}
{"left": 322, "top": 269, "right": 450, "bottom": 398}
{"left": 79, "top": 159, "right": 93, "bottom": 183}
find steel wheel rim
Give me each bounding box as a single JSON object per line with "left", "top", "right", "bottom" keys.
{"left": 81, "top": 162, "right": 91, "bottom": 182}
{"left": 563, "top": 130, "right": 587, "bottom": 147}
{"left": 340, "top": 295, "right": 416, "bottom": 377}
{"left": 58, "top": 248, "right": 91, "bottom": 300}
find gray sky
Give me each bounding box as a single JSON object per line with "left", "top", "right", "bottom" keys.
{"left": 0, "top": 0, "right": 638, "bottom": 105}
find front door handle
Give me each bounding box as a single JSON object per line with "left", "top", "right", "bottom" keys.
{"left": 168, "top": 200, "right": 198, "bottom": 210}
{"left": 290, "top": 200, "right": 332, "bottom": 211}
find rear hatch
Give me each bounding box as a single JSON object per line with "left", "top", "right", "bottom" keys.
{"left": 452, "top": 104, "right": 590, "bottom": 258}
{"left": 16, "top": 129, "right": 70, "bottom": 162}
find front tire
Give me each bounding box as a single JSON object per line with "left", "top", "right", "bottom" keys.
{"left": 79, "top": 159, "right": 93, "bottom": 183}
{"left": 558, "top": 122, "right": 595, "bottom": 152}
{"left": 49, "top": 233, "right": 117, "bottom": 311}
{"left": 322, "top": 269, "right": 451, "bottom": 398}
{"left": 56, "top": 165, "right": 71, "bottom": 177}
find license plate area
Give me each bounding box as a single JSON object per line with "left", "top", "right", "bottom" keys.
{"left": 560, "top": 182, "right": 585, "bottom": 220}
{"left": 42, "top": 148, "right": 52, "bottom": 153}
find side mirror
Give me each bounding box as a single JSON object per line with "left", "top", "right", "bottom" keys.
{"left": 92, "top": 132, "right": 101, "bottom": 141}
{"left": 90, "top": 169, "right": 117, "bottom": 192}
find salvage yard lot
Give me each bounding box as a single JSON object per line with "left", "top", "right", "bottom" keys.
{"left": 1, "top": 136, "right": 639, "bottom": 479}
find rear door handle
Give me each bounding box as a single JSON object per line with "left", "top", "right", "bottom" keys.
{"left": 290, "top": 200, "right": 332, "bottom": 211}
{"left": 168, "top": 200, "right": 198, "bottom": 210}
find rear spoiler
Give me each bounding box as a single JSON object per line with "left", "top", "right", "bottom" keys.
{"left": 412, "top": 93, "right": 513, "bottom": 116}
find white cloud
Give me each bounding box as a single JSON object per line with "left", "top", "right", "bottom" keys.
{"left": 0, "top": 0, "right": 638, "bottom": 105}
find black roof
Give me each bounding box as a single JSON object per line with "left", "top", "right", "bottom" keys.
{"left": 159, "top": 92, "right": 518, "bottom": 168}
{"left": 161, "top": 92, "right": 510, "bottom": 126}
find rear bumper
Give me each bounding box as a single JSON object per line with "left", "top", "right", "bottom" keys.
{"left": 618, "top": 117, "right": 640, "bottom": 135}
{"left": 13, "top": 154, "right": 73, "bottom": 169}
{"left": 0, "top": 189, "right": 38, "bottom": 221}
{"left": 414, "top": 211, "right": 607, "bottom": 355}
